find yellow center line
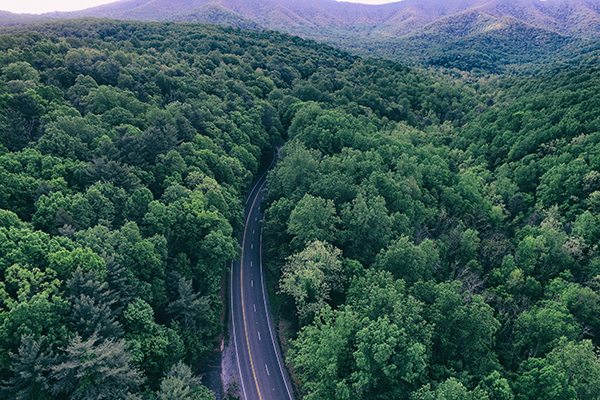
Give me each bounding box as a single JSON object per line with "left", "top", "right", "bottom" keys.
{"left": 241, "top": 178, "right": 268, "bottom": 400}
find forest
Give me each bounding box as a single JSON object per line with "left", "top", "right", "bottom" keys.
{"left": 0, "top": 17, "right": 599, "bottom": 400}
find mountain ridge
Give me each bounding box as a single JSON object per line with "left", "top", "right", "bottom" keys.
{"left": 2, "top": 0, "right": 600, "bottom": 72}
{"left": 6, "top": 0, "right": 600, "bottom": 37}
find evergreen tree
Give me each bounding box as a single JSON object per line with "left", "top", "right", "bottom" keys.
{"left": 67, "top": 268, "right": 123, "bottom": 340}
{"left": 48, "top": 334, "right": 143, "bottom": 400}
{"left": 156, "top": 362, "right": 214, "bottom": 400}
{"left": 1, "top": 335, "right": 54, "bottom": 400}
{"left": 166, "top": 275, "right": 210, "bottom": 331}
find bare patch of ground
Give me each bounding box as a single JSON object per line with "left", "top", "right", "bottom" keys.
{"left": 221, "top": 333, "right": 242, "bottom": 400}
{"left": 276, "top": 297, "right": 304, "bottom": 399}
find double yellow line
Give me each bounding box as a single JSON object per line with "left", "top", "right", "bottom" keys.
{"left": 240, "top": 178, "right": 268, "bottom": 400}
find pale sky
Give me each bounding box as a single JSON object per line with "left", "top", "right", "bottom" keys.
{"left": 2, "top": 0, "right": 401, "bottom": 15}
{"left": 338, "top": 0, "right": 400, "bottom": 3}
{"left": 0, "top": 0, "right": 117, "bottom": 14}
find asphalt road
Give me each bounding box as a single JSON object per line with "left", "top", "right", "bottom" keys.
{"left": 230, "top": 162, "right": 295, "bottom": 400}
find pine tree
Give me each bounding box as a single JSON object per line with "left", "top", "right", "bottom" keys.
{"left": 1, "top": 335, "right": 55, "bottom": 400}
{"left": 48, "top": 334, "right": 143, "bottom": 400}
{"left": 166, "top": 275, "right": 210, "bottom": 331}
{"left": 67, "top": 268, "right": 123, "bottom": 340}
{"left": 156, "top": 361, "right": 214, "bottom": 400}
{"left": 104, "top": 255, "right": 135, "bottom": 313}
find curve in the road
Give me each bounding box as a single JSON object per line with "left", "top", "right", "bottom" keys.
{"left": 240, "top": 178, "right": 266, "bottom": 400}
{"left": 231, "top": 158, "right": 295, "bottom": 400}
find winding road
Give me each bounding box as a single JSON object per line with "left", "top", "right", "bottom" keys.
{"left": 230, "top": 158, "right": 295, "bottom": 400}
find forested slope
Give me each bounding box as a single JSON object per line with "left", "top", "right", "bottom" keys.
{"left": 264, "top": 55, "right": 600, "bottom": 400}
{"left": 0, "top": 18, "right": 473, "bottom": 399}
{"left": 0, "top": 19, "right": 285, "bottom": 400}
{"left": 7, "top": 0, "right": 600, "bottom": 74}
{"left": 1, "top": 17, "right": 599, "bottom": 400}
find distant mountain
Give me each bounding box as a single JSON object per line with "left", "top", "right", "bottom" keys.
{"left": 0, "top": 10, "right": 44, "bottom": 26}
{"left": 172, "top": 4, "right": 261, "bottom": 29}
{"left": 3, "top": 0, "right": 600, "bottom": 72}
{"left": 409, "top": 13, "right": 582, "bottom": 72}
{"left": 56, "top": 0, "right": 600, "bottom": 38}
{"left": 57, "top": 0, "right": 403, "bottom": 29}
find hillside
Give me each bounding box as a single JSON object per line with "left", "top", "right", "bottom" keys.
{"left": 55, "top": 0, "right": 600, "bottom": 38}
{"left": 1, "top": 16, "right": 600, "bottom": 400}
{"left": 3, "top": 0, "right": 600, "bottom": 72}
{"left": 0, "top": 17, "right": 474, "bottom": 399}
{"left": 0, "top": 10, "right": 42, "bottom": 26}
{"left": 390, "top": 12, "right": 586, "bottom": 73}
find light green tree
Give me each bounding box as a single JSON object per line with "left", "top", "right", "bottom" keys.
{"left": 156, "top": 362, "right": 215, "bottom": 400}
{"left": 49, "top": 334, "right": 143, "bottom": 400}
{"left": 289, "top": 270, "right": 432, "bottom": 400}
{"left": 280, "top": 241, "right": 345, "bottom": 324}
{"left": 410, "top": 378, "right": 473, "bottom": 400}
{"left": 287, "top": 193, "right": 340, "bottom": 246}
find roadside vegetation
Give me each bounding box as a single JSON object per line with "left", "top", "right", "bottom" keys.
{"left": 0, "top": 17, "right": 599, "bottom": 400}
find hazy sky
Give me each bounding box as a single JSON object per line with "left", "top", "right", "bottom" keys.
{"left": 2, "top": 0, "right": 401, "bottom": 15}
{"left": 338, "top": 0, "right": 400, "bottom": 3}
{"left": 0, "top": 0, "right": 116, "bottom": 14}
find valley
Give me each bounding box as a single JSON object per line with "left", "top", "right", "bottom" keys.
{"left": 4, "top": 0, "right": 600, "bottom": 72}
{"left": 0, "top": 1, "right": 600, "bottom": 399}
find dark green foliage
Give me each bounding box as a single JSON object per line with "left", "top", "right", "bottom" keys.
{"left": 374, "top": 236, "right": 437, "bottom": 284}
{"left": 1, "top": 336, "right": 55, "bottom": 400}
{"left": 255, "top": 23, "right": 600, "bottom": 400}
{"left": 512, "top": 338, "right": 600, "bottom": 400}
{"left": 413, "top": 281, "right": 501, "bottom": 380}
{"left": 166, "top": 275, "right": 211, "bottom": 332}
{"left": 1, "top": 15, "right": 600, "bottom": 400}
{"left": 156, "top": 361, "right": 215, "bottom": 400}
{"left": 0, "top": 18, "right": 327, "bottom": 398}
{"left": 123, "top": 299, "right": 185, "bottom": 386}
{"left": 67, "top": 268, "right": 123, "bottom": 340}
{"left": 48, "top": 334, "right": 143, "bottom": 400}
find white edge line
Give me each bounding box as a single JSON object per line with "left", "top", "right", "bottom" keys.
{"left": 245, "top": 167, "right": 269, "bottom": 205}
{"left": 232, "top": 148, "right": 284, "bottom": 400}
{"left": 245, "top": 149, "right": 278, "bottom": 205}
{"left": 231, "top": 260, "right": 248, "bottom": 400}
{"left": 259, "top": 215, "right": 295, "bottom": 400}
{"left": 232, "top": 166, "right": 270, "bottom": 400}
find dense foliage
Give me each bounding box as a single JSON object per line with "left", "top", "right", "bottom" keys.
{"left": 1, "top": 16, "right": 600, "bottom": 400}
{"left": 0, "top": 18, "right": 477, "bottom": 399}
{"left": 264, "top": 58, "right": 600, "bottom": 399}
{"left": 0, "top": 18, "right": 333, "bottom": 399}
{"left": 7, "top": 0, "right": 600, "bottom": 75}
